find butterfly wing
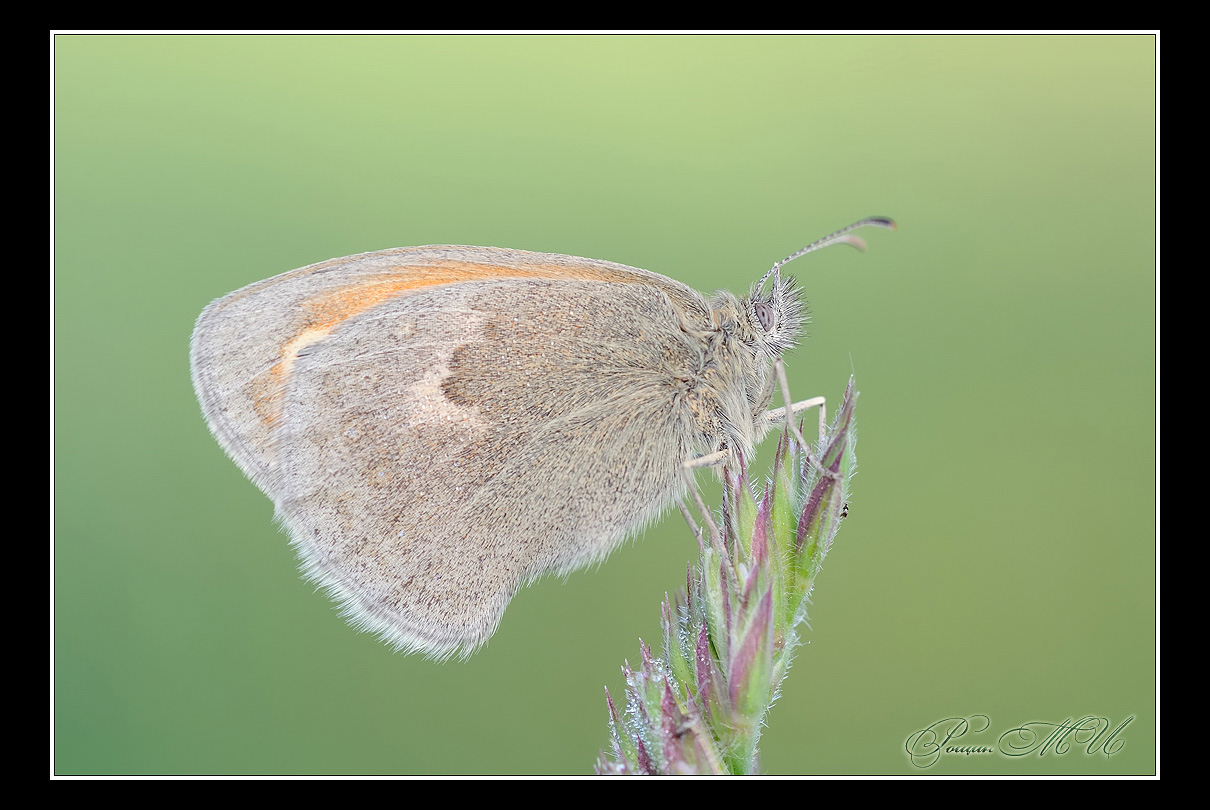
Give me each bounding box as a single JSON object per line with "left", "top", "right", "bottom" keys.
{"left": 191, "top": 247, "right": 712, "bottom": 657}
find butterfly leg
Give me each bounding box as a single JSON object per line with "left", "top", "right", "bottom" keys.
{"left": 765, "top": 359, "right": 841, "bottom": 481}
{"left": 679, "top": 453, "right": 728, "bottom": 560}
{"left": 764, "top": 358, "right": 826, "bottom": 443}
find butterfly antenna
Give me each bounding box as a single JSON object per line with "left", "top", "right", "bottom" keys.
{"left": 758, "top": 216, "right": 896, "bottom": 290}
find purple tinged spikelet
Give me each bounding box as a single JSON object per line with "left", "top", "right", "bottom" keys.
{"left": 597, "top": 379, "right": 860, "bottom": 775}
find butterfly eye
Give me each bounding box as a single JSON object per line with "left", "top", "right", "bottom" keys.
{"left": 754, "top": 301, "right": 777, "bottom": 332}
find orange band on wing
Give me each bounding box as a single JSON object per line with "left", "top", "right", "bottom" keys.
{"left": 254, "top": 259, "right": 645, "bottom": 429}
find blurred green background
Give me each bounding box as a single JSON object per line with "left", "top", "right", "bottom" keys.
{"left": 53, "top": 35, "right": 1156, "bottom": 775}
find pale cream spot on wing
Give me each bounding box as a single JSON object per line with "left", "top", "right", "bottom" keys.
{"left": 407, "top": 360, "right": 480, "bottom": 430}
